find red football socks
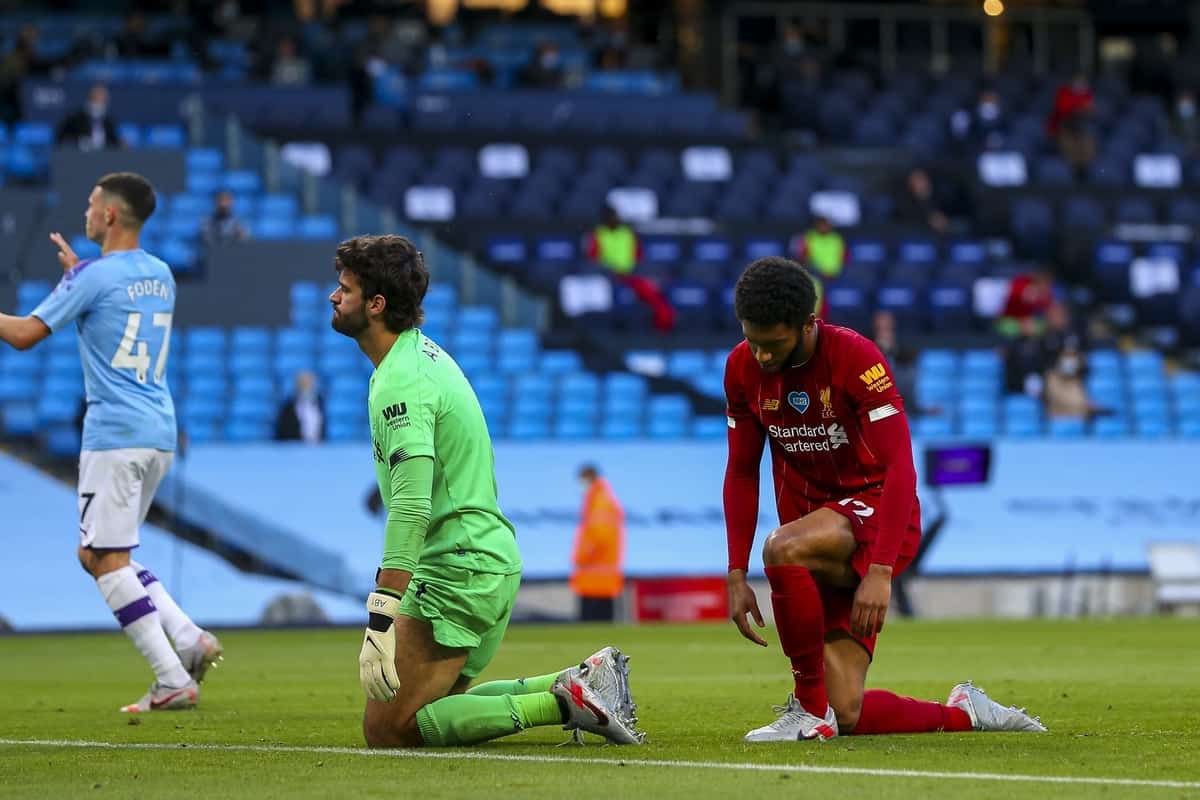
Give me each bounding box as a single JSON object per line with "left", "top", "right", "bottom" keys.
{"left": 852, "top": 690, "right": 974, "bottom": 735}
{"left": 764, "top": 565, "right": 828, "bottom": 717}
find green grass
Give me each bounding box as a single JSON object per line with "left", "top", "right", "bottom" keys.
{"left": 2, "top": 618, "right": 1199, "bottom": 799}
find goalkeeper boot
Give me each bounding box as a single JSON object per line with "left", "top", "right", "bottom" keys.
{"left": 120, "top": 680, "right": 199, "bottom": 713}
{"left": 947, "top": 681, "right": 1047, "bottom": 732}
{"left": 552, "top": 668, "right": 644, "bottom": 745}
{"left": 744, "top": 694, "right": 838, "bottom": 742}
{"left": 564, "top": 646, "right": 639, "bottom": 728}
{"left": 178, "top": 630, "right": 224, "bottom": 683}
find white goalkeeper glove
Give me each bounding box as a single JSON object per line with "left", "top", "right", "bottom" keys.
{"left": 359, "top": 591, "right": 403, "bottom": 702}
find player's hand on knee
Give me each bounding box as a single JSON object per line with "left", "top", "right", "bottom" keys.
{"left": 727, "top": 572, "right": 768, "bottom": 647}
{"left": 360, "top": 591, "right": 403, "bottom": 701}
{"left": 851, "top": 565, "right": 892, "bottom": 640}
{"left": 49, "top": 232, "right": 79, "bottom": 271}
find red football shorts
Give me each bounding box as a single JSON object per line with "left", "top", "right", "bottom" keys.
{"left": 817, "top": 489, "right": 922, "bottom": 658}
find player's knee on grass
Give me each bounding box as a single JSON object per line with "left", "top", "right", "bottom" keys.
{"left": 829, "top": 692, "right": 863, "bottom": 733}
{"left": 363, "top": 703, "right": 424, "bottom": 748}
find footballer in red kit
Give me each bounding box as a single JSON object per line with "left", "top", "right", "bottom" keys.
{"left": 723, "top": 257, "right": 1046, "bottom": 742}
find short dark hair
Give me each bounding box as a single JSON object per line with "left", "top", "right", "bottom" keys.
{"left": 335, "top": 234, "right": 428, "bottom": 333}
{"left": 96, "top": 172, "right": 156, "bottom": 228}
{"left": 734, "top": 257, "right": 817, "bottom": 328}
{"left": 578, "top": 463, "right": 599, "bottom": 480}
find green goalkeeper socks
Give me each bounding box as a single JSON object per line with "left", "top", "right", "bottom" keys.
{"left": 465, "top": 670, "right": 561, "bottom": 697}
{"left": 415, "top": 692, "right": 565, "bottom": 746}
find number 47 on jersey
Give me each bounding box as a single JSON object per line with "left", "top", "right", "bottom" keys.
{"left": 111, "top": 311, "right": 173, "bottom": 385}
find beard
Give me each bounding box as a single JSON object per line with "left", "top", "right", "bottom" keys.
{"left": 331, "top": 306, "right": 369, "bottom": 337}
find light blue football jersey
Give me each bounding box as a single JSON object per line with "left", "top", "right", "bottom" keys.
{"left": 32, "top": 249, "right": 177, "bottom": 452}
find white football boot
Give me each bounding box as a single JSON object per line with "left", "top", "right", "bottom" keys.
{"left": 947, "top": 681, "right": 1047, "bottom": 732}
{"left": 552, "top": 647, "right": 644, "bottom": 745}
{"left": 744, "top": 695, "right": 839, "bottom": 742}
{"left": 177, "top": 630, "right": 224, "bottom": 683}
{"left": 120, "top": 680, "right": 199, "bottom": 713}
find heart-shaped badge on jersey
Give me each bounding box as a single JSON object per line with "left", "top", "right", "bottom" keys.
{"left": 787, "top": 391, "right": 810, "bottom": 414}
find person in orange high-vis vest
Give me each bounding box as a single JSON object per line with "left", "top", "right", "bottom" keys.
{"left": 570, "top": 464, "right": 626, "bottom": 622}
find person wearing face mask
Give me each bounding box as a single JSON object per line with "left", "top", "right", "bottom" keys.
{"left": 951, "top": 89, "right": 1006, "bottom": 153}
{"left": 570, "top": 464, "right": 625, "bottom": 623}
{"left": 275, "top": 370, "right": 326, "bottom": 443}
{"left": 202, "top": 191, "right": 249, "bottom": 244}
{"left": 1043, "top": 345, "right": 1095, "bottom": 420}
{"left": 56, "top": 84, "right": 122, "bottom": 151}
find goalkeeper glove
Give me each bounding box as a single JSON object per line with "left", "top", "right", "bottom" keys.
{"left": 359, "top": 590, "right": 403, "bottom": 702}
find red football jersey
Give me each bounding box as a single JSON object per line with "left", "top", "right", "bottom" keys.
{"left": 724, "top": 321, "right": 916, "bottom": 528}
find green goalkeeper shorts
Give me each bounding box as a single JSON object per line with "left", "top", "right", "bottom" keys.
{"left": 397, "top": 565, "right": 521, "bottom": 678}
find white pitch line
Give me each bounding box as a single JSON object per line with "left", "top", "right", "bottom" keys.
{"left": 1, "top": 738, "right": 1198, "bottom": 790}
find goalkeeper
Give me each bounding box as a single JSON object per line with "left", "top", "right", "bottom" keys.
{"left": 330, "top": 234, "right": 643, "bottom": 748}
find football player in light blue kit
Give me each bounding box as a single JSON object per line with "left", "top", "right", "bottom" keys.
{"left": 0, "top": 172, "right": 223, "bottom": 712}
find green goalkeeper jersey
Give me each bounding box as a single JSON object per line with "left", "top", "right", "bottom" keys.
{"left": 368, "top": 328, "right": 521, "bottom": 576}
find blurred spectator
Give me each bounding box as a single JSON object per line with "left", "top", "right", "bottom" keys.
{"left": 275, "top": 371, "right": 326, "bottom": 443}
{"left": 520, "top": 42, "right": 565, "bottom": 89}
{"left": 794, "top": 215, "right": 844, "bottom": 319}
{"left": 55, "top": 84, "right": 122, "bottom": 151}
{"left": 795, "top": 215, "right": 844, "bottom": 281}
{"left": 1047, "top": 73, "right": 1096, "bottom": 176}
{"left": 896, "top": 168, "right": 949, "bottom": 235}
{"left": 0, "top": 26, "right": 61, "bottom": 124}
{"left": 1043, "top": 344, "right": 1100, "bottom": 421}
{"left": 586, "top": 205, "right": 674, "bottom": 333}
{"left": 270, "top": 36, "right": 312, "bottom": 86}
{"left": 571, "top": 464, "right": 625, "bottom": 623}
{"left": 1172, "top": 89, "right": 1200, "bottom": 152}
{"left": 997, "top": 267, "right": 1057, "bottom": 338}
{"left": 202, "top": 191, "right": 249, "bottom": 244}
{"left": 951, "top": 88, "right": 1007, "bottom": 152}
{"left": 1004, "top": 303, "right": 1079, "bottom": 397}
{"left": 871, "top": 310, "right": 925, "bottom": 413}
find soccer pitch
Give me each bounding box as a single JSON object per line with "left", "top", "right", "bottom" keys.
{"left": 1, "top": 618, "right": 1197, "bottom": 799}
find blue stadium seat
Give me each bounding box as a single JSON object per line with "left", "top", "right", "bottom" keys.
{"left": 1048, "top": 417, "right": 1086, "bottom": 438}
{"left": 458, "top": 306, "right": 499, "bottom": 332}
{"left": 186, "top": 148, "right": 224, "bottom": 174}
{"left": 692, "top": 416, "right": 727, "bottom": 439}
{"left": 224, "top": 170, "right": 261, "bottom": 194}
{"left": 554, "top": 418, "right": 595, "bottom": 440}
{"left": 253, "top": 218, "right": 297, "bottom": 239}
{"left": 145, "top": 125, "right": 186, "bottom": 149}
{"left": 666, "top": 350, "right": 709, "bottom": 379}
{"left": 601, "top": 417, "right": 641, "bottom": 439}
{"left": 2, "top": 401, "right": 37, "bottom": 436}
{"left": 509, "top": 417, "right": 550, "bottom": 440}
{"left": 297, "top": 215, "right": 338, "bottom": 239}
{"left": 1092, "top": 416, "right": 1129, "bottom": 438}
{"left": 539, "top": 350, "right": 583, "bottom": 375}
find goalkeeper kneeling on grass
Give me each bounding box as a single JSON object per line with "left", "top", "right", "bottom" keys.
{"left": 329, "top": 233, "right": 644, "bottom": 748}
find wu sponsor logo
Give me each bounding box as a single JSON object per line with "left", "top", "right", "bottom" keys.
{"left": 382, "top": 403, "right": 408, "bottom": 421}
{"left": 858, "top": 362, "right": 893, "bottom": 393}
{"left": 859, "top": 363, "right": 887, "bottom": 386}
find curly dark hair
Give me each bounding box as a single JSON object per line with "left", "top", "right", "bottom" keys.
{"left": 335, "top": 235, "right": 428, "bottom": 333}
{"left": 733, "top": 257, "right": 817, "bottom": 328}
